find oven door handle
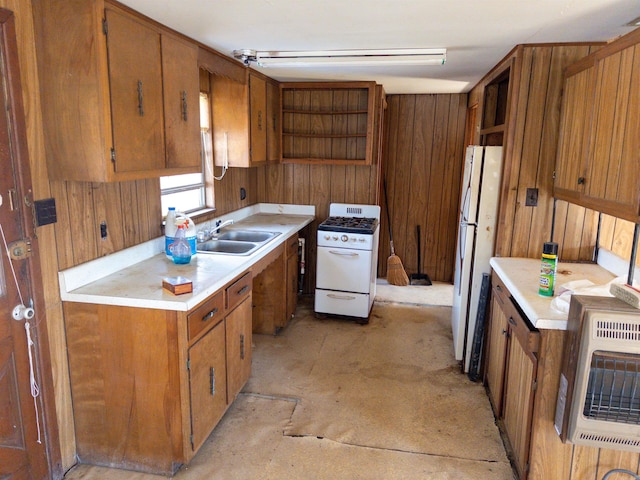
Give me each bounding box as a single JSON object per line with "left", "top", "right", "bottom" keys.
{"left": 327, "top": 294, "right": 357, "bottom": 300}
{"left": 328, "top": 250, "right": 359, "bottom": 257}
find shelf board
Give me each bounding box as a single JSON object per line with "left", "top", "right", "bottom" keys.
{"left": 281, "top": 157, "right": 368, "bottom": 165}
{"left": 282, "top": 132, "right": 367, "bottom": 138}
{"left": 282, "top": 109, "right": 369, "bottom": 115}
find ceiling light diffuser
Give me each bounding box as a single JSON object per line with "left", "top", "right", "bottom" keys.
{"left": 237, "top": 48, "right": 446, "bottom": 67}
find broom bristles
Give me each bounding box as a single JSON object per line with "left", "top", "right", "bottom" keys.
{"left": 387, "top": 254, "right": 409, "bottom": 286}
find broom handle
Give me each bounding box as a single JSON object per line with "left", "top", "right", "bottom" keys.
{"left": 383, "top": 180, "right": 396, "bottom": 255}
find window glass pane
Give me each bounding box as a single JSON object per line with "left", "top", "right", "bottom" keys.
{"left": 161, "top": 189, "right": 204, "bottom": 215}
{"left": 160, "top": 173, "right": 203, "bottom": 190}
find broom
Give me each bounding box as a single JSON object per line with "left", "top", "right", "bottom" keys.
{"left": 383, "top": 180, "right": 409, "bottom": 286}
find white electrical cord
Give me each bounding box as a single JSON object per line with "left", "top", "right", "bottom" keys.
{"left": 0, "top": 222, "right": 41, "bottom": 443}
{"left": 203, "top": 129, "right": 228, "bottom": 181}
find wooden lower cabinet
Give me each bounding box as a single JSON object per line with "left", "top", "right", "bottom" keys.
{"left": 485, "top": 271, "right": 640, "bottom": 479}
{"left": 63, "top": 272, "right": 252, "bottom": 475}
{"left": 252, "top": 235, "right": 299, "bottom": 334}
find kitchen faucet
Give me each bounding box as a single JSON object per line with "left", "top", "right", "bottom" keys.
{"left": 197, "top": 219, "right": 234, "bottom": 242}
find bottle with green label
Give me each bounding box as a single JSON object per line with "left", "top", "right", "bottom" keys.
{"left": 539, "top": 242, "right": 558, "bottom": 297}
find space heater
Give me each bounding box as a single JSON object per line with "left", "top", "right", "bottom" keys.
{"left": 555, "top": 295, "right": 640, "bottom": 452}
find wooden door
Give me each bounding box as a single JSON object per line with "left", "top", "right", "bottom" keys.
{"left": 585, "top": 44, "right": 640, "bottom": 219}
{"left": 554, "top": 64, "right": 596, "bottom": 200}
{"left": 266, "top": 81, "right": 280, "bottom": 162}
{"left": 0, "top": 9, "right": 56, "bottom": 478}
{"left": 105, "top": 7, "right": 165, "bottom": 174}
{"left": 249, "top": 74, "right": 267, "bottom": 164}
{"left": 162, "top": 34, "right": 201, "bottom": 170}
{"left": 226, "top": 296, "right": 252, "bottom": 402}
{"left": 484, "top": 292, "right": 508, "bottom": 415}
{"left": 188, "top": 320, "right": 227, "bottom": 452}
{"left": 503, "top": 321, "right": 538, "bottom": 480}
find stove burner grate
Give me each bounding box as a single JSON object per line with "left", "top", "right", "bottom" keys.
{"left": 318, "top": 216, "right": 378, "bottom": 234}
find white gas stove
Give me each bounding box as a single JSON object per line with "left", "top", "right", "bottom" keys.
{"left": 314, "top": 203, "right": 381, "bottom": 322}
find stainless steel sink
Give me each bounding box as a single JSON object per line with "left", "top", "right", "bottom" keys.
{"left": 216, "top": 230, "right": 280, "bottom": 243}
{"left": 196, "top": 230, "right": 280, "bottom": 256}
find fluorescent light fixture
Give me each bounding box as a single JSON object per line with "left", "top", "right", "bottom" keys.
{"left": 252, "top": 48, "right": 446, "bottom": 67}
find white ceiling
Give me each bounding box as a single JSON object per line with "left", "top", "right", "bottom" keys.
{"left": 119, "top": 0, "right": 640, "bottom": 94}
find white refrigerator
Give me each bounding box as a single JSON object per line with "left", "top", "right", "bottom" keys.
{"left": 451, "top": 145, "right": 503, "bottom": 373}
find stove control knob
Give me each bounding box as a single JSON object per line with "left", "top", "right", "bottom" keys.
{"left": 324, "top": 235, "right": 331, "bottom": 240}
{"left": 332, "top": 235, "right": 338, "bottom": 241}
{"left": 351, "top": 238, "right": 357, "bottom": 242}
{"left": 359, "top": 238, "right": 365, "bottom": 242}
{"left": 341, "top": 235, "right": 348, "bottom": 242}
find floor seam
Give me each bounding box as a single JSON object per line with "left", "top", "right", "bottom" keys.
{"left": 240, "top": 391, "right": 301, "bottom": 403}
{"left": 281, "top": 433, "right": 510, "bottom": 465}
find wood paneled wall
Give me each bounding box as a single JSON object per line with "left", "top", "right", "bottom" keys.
{"left": 468, "top": 44, "right": 606, "bottom": 263}
{"left": 379, "top": 94, "right": 467, "bottom": 283}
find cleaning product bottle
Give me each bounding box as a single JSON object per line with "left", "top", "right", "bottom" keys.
{"left": 165, "top": 207, "right": 177, "bottom": 257}
{"left": 181, "top": 215, "right": 197, "bottom": 256}
{"left": 171, "top": 223, "right": 192, "bottom": 264}
{"left": 539, "top": 241, "right": 558, "bottom": 297}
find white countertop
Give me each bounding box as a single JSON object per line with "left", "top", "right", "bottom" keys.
{"left": 490, "top": 257, "right": 618, "bottom": 330}
{"left": 59, "top": 204, "right": 315, "bottom": 311}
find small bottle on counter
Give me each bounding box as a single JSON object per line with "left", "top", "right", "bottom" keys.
{"left": 165, "top": 207, "right": 177, "bottom": 257}
{"left": 171, "top": 223, "right": 192, "bottom": 265}
{"left": 539, "top": 241, "right": 558, "bottom": 297}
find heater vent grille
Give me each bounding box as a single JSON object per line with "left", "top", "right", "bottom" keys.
{"left": 596, "top": 320, "right": 640, "bottom": 341}
{"left": 583, "top": 352, "right": 640, "bottom": 425}
{"left": 346, "top": 207, "right": 363, "bottom": 215}
{"left": 578, "top": 432, "right": 640, "bottom": 448}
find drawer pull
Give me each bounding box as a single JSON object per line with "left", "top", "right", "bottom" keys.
{"left": 327, "top": 294, "right": 356, "bottom": 300}
{"left": 329, "top": 251, "right": 359, "bottom": 257}
{"left": 496, "top": 285, "right": 502, "bottom": 292}
{"left": 237, "top": 285, "right": 250, "bottom": 296}
{"left": 508, "top": 317, "right": 517, "bottom": 327}
{"left": 210, "top": 367, "right": 215, "bottom": 396}
{"left": 502, "top": 329, "right": 507, "bottom": 336}
{"left": 202, "top": 308, "right": 218, "bottom": 322}
{"left": 240, "top": 334, "right": 245, "bottom": 360}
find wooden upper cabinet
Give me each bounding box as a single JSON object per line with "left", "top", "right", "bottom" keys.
{"left": 105, "top": 7, "right": 165, "bottom": 174}
{"left": 161, "top": 34, "right": 201, "bottom": 170}
{"left": 555, "top": 28, "right": 640, "bottom": 222}
{"left": 33, "top": 0, "right": 201, "bottom": 182}
{"left": 266, "top": 80, "right": 281, "bottom": 163}
{"left": 210, "top": 71, "right": 272, "bottom": 168}
{"left": 280, "top": 81, "right": 378, "bottom": 165}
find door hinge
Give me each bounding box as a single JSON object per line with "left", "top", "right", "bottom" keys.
{"left": 186, "top": 358, "right": 190, "bottom": 371}
{"left": 190, "top": 433, "right": 194, "bottom": 450}
{"left": 102, "top": 18, "right": 108, "bottom": 35}
{"left": 532, "top": 379, "right": 537, "bottom": 391}
{"left": 110, "top": 148, "right": 116, "bottom": 165}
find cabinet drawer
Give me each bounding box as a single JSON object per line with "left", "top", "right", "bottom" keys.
{"left": 491, "top": 272, "right": 510, "bottom": 309}
{"left": 188, "top": 291, "right": 224, "bottom": 341}
{"left": 226, "top": 272, "right": 252, "bottom": 311}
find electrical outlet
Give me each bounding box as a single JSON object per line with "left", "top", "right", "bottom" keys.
{"left": 525, "top": 188, "right": 538, "bottom": 207}
{"left": 34, "top": 198, "right": 57, "bottom": 226}
{"left": 100, "top": 221, "right": 108, "bottom": 239}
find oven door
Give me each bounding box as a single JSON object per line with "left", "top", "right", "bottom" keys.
{"left": 316, "top": 245, "right": 372, "bottom": 293}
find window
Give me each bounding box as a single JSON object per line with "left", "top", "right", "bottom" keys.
{"left": 160, "top": 92, "right": 211, "bottom": 214}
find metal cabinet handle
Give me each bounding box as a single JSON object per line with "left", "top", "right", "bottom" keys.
{"left": 202, "top": 307, "right": 218, "bottom": 322}
{"left": 577, "top": 176, "right": 586, "bottom": 185}
{"left": 508, "top": 317, "right": 517, "bottom": 327}
{"left": 237, "top": 285, "right": 250, "bottom": 296}
{"left": 258, "top": 111, "right": 263, "bottom": 130}
{"left": 496, "top": 285, "right": 502, "bottom": 292}
{"left": 240, "top": 334, "right": 245, "bottom": 360}
{"left": 181, "top": 91, "right": 188, "bottom": 121}
{"left": 137, "top": 80, "right": 144, "bottom": 116}
{"left": 210, "top": 367, "right": 215, "bottom": 396}
{"left": 329, "top": 251, "right": 359, "bottom": 257}
{"left": 327, "top": 294, "right": 356, "bottom": 300}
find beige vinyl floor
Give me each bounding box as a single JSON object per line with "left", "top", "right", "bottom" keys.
{"left": 63, "top": 285, "right": 515, "bottom": 480}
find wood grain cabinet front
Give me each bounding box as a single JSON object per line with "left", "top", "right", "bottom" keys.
{"left": 33, "top": 0, "right": 201, "bottom": 181}
{"left": 555, "top": 27, "right": 640, "bottom": 222}
{"left": 62, "top": 271, "right": 253, "bottom": 475}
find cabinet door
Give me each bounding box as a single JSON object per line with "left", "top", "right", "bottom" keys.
{"left": 585, "top": 44, "right": 640, "bottom": 218}
{"left": 554, "top": 64, "right": 596, "bottom": 199}
{"left": 502, "top": 315, "right": 538, "bottom": 480}
{"left": 161, "top": 34, "right": 201, "bottom": 170}
{"left": 249, "top": 74, "right": 267, "bottom": 164}
{"left": 285, "top": 236, "right": 299, "bottom": 322}
{"left": 105, "top": 8, "right": 165, "bottom": 174}
{"left": 485, "top": 288, "right": 509, "bottom": 415}
{"left": 188, "top": 320, "right": 227, "bottom": 452}
{"left": 266, "top": 81, "right": 280, "bottom": 162}
{"left": 226, "top": 296, "right": 252, "bottom": 402}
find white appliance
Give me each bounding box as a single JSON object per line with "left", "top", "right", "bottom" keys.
{"left": 451, "top": 145, "right": 503, "bottom": 372}
{"left": 314, "top": 203, "right": 381, "bottom": 322}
